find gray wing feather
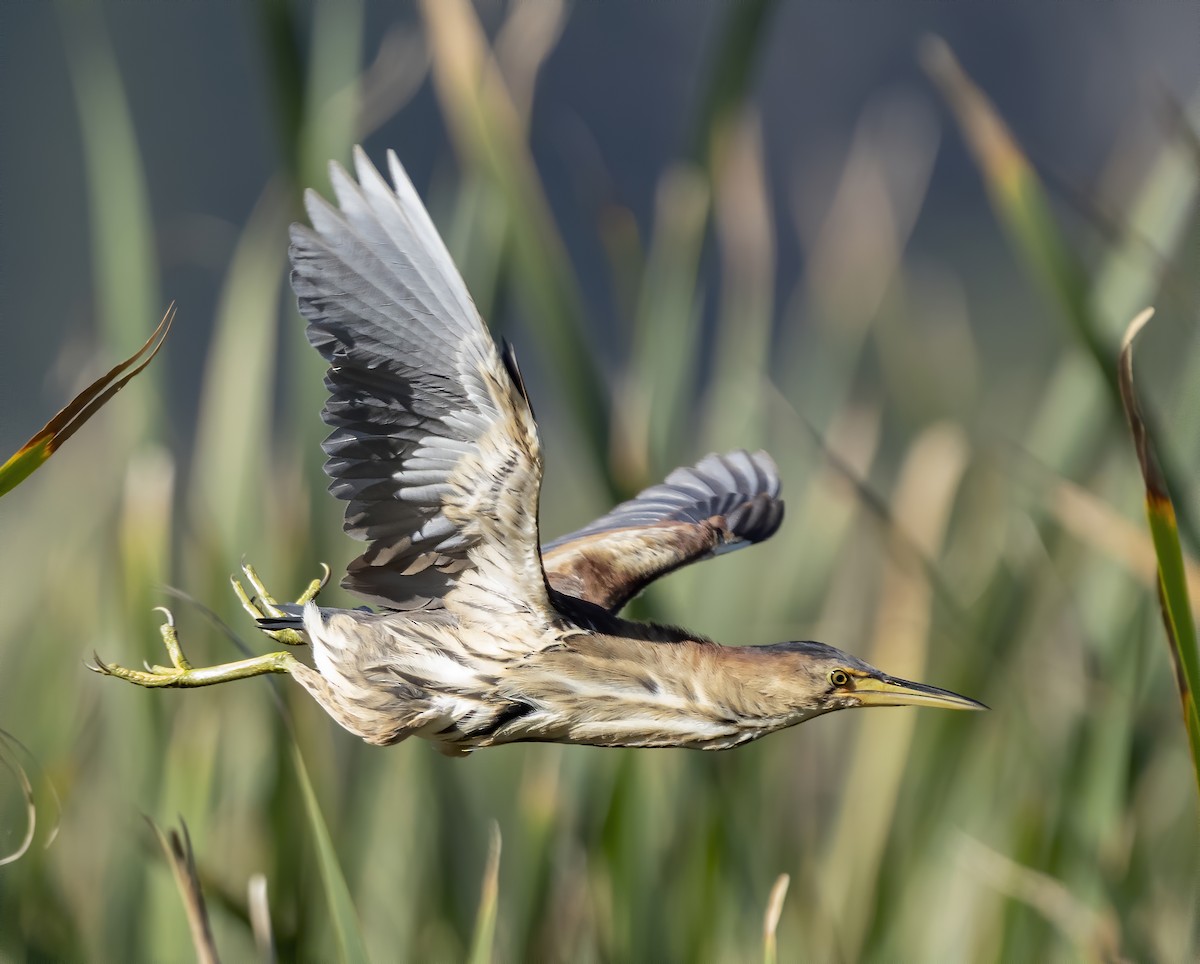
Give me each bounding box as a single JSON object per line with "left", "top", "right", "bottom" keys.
{"left": 541, "top": 450, "right": 784, "bottom": 612}
{"left": 291, "top": 147, "right": 548, "bottom": 616}
{"left": 543, "top": 450, "right": 783, "bottom": 553}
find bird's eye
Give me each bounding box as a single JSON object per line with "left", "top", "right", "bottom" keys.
{"left": 829, "top": 669, "right": 850, "bottom": 688}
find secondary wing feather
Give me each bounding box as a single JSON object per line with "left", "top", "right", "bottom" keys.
{"left": 542, "top": 450, "right": 784, "bottom": 612}
{"left": 290, "top": 147, "right": 550, "bottom": 619}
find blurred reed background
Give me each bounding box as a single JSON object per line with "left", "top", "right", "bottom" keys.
{"left": 2, "top": 1, "right": 1199, "bottom": 960}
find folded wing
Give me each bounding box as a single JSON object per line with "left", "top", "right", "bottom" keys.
{"left": 542, "top": 450, "right": 784, "bottom": 612}
{"left": 290, "top": 148, "right": 550, "bottom": 621}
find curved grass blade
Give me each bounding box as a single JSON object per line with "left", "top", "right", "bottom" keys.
{"left": 1119, "top": 307, "right": 1200, "bottom": 800}
{"left": 147, "top": 818, "right": 221, "bottom": 964}
{"left": 959, "top": 835, "right": 1123, "bottom": 959}
{"left": 248, "top": 873, "right": 276, "bottom": 964}
{"left": 921, "top": 36, "right": 1200, "bottom": 556}
{"left": 256, "top": 0, "right": 307, "bottom": 183}
{"left": 919, "top": 37, "right": 1107, "bottom": 381}
{"left": 0, "top": 727, "right": 61, "bottom": 867}
{"left": 761, "top": 873, "right": 790, "bottom": 964}
{"left": 0, "top": 731, "right": 35, "bottom": 867}
{"left": 467, "top": 822, "right": 502, "bottom": 964}
{"left": 291, "top": 745, "right": 371, "bottom": 964}
{"left": 687, "top": 0, "right": 777, "bottom": 172}
{"left": 0, "top": 305, "right": 173, "bottom": 498}
{"left": 419, "top": 0, "right": 610, "bottom": 488}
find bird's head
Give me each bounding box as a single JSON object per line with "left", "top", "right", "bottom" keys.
{"left": 751, "top": 641, "right": 986, "bottom": 716}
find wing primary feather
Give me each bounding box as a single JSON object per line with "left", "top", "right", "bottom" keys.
{"left": 541, "top": 450, "right": 785, "bottom": 611}
{"left": 290, "top": 148, "right": 554, "bottom": 620}
{"left": 500, "top": 339, "right": 534, "bottom": 416}
{"left": 544, "top": 450, "right": 783, "bottom": 550}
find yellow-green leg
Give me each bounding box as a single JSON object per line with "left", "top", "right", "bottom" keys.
{"left": 232, "top": 561, "right": 329, "bottom": 646}
{"left": 90, "top": 563, "right": 330, "bottom": 688}
{"left": 90, "top": 608, "right": 300, "bottom": 688}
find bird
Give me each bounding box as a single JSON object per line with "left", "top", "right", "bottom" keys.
{"left": 93, "top": 147, "right": 985, "bottom": 755}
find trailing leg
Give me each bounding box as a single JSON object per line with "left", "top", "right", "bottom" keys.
{"left": 89, "top": 608, "right": 301, "bottom": 688}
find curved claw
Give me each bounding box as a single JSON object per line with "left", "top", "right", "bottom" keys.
{"left": 97, "top": 565, "right": 332, "bottom": 693}
{"left": 228, "top": 561, "right": 326, "bottom": 645}
{"left": 317, "top": 562, "right": 331, "bottom": 590}
{"left": 231, "top": 572, "right": 261, "bottom": 618}
{"left": 91, "top": 604, "right": 299, "bottom": 689}
{"left": 237, "top": 562, "right": 278, "bottom": 613}
{"left": 295, "top": 564, "right": 329, "bottom": 606}
{"left": 91, "top": 605, "right": 196, "bottom": 686}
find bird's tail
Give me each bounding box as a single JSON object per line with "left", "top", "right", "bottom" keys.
{"left": 256, "top": 602, "right": 304, "bottom": 632}
{"left": 256, "top": 603, "right": 374, "bottom": 633}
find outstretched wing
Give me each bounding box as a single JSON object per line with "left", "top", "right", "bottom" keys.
{"left": 290, "top": 147, "right": 550, "bottom": 619}
{"left": 541, "top": 450, "right": 784, "bottom": 612}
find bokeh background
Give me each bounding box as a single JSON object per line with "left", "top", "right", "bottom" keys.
{"left": 2, "top": 1, "right": 1199, "bottom": 960}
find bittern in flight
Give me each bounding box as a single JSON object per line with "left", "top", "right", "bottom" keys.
{"left": 94, "top": 149, "right": 984, "bottom": 754}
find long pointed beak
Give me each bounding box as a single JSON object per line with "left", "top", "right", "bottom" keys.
{"left": 853, "top": 674, "right": 987, "bottom": 711}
